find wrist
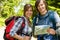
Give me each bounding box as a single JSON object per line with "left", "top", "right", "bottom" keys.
{"left": 18, "top": 36, "right": 23, "bottom": 40}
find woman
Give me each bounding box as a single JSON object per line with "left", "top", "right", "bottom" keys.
{"left": 33, "top": 0, "right": 60, "bottom": 40}
{"left": 10, "top": 4, "right": 33, "bottom": 40}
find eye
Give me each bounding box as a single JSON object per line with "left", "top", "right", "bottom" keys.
{"left": 40, "top": 4, "right": 43, "bottom": 6}
{"left": 30, "top": 10, "right": 32, "bottom": 12}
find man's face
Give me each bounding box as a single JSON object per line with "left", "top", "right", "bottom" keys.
{"left": 37, "top": 0, "right": 46, "bottom": 15}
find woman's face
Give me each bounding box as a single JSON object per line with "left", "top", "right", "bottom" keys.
{"left": 25, "top": 7, "right": 33, "bottom": 18}
{"left": 37, "top": 0, "right": 47, "bottom": 15}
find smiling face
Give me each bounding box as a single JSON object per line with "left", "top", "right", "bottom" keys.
{"left": 37, "top": 0, "right": 47, "bottom": 15}
{"left": 35, "top": 0, "right": 48, "bottom": 15}
{"left": 24, "top": 4, "right": 33, "bottom": 19}
{"left": 38, "top": 0, "right": 46, "bottom": 14}
{"left": 25, "top": 7, "right": 33, "bottom": 18}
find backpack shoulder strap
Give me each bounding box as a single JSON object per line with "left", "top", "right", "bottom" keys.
{"left": 48, "top": 10, "right": 55, "bottom": 22}
{"left": 48, "top": 10, "right": 56, "bottom": 30}
{"left": 16, "top": 17, "right": 25, "bottom": 35}
{"left": 32, "top": 16, "right": 38, "bottom": 35}
{"left": 21, "top": 17, "right": 25, "bottom": 28}
{"left": 33, "top": 15, "right": 38, "bottom": 25}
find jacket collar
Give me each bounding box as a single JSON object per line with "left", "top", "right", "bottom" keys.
{"left": 37, "top": 11, "right": 49, "bottom": 19}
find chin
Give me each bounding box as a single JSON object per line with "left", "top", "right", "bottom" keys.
{"left": 28, "top": 15, "right": 31, "bottom": 17}
{"left": 27, "top": 16, "right": 30, "bottom": 18}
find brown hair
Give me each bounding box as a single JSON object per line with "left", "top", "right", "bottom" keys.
{"left": 24, "top": 4, "right": 33, "bottom": 16}
{"left": 35, "top": 0, "right": 48, "bottom": 12}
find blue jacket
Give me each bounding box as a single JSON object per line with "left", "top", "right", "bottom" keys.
{"left": 33, "top": 10, "right": 60, "bottom": 32}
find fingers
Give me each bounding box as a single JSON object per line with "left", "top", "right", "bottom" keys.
{"left": 24, "top": 36, "right": 30, "bottom": 40}
{"left": 47, "top": 28, "right": 56, "bottom": 35}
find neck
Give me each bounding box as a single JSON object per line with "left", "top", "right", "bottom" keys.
{"left": 40, "top": 10, "right": 47, "bottom": 16}
{"left": 25, "top": 16, "right": 29, "bottom": 20}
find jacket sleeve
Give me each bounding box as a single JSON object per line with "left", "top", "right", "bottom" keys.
{"left": 54, "top": 11, "right": 60, "bottom": 23}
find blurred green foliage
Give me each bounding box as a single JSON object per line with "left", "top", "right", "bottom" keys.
{"left": 0, "top": 0, "right": 60, "bottom": 26}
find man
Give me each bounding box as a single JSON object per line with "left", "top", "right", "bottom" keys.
{"left": 33, "top": 0, "right": 60, "bottom": 40}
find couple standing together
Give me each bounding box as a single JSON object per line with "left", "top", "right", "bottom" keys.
{"left": 10, "top": 0, "right": 60, "bottom": 40}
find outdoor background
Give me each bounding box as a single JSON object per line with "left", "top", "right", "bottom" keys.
{"left": 0, "top": 0, "right": 60, "bottom": 40}
{"left": 0, "top": 0, "right": 60, "bottom": 27}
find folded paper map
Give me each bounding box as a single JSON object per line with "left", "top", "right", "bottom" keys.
{"left": 34, "top": 25, "right": 50, "bottom": 35}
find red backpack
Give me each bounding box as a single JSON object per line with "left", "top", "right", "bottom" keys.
{"left": 3, "top": 16, "right": 25, "bottom": 40}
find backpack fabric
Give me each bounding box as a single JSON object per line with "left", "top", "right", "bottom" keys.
{"left": 3, "top": 16, "right": 25, "bottom": 40}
